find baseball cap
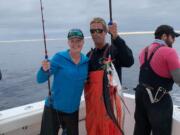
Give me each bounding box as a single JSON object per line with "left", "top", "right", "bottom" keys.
{"left": 67, "top": 29, "right": 84, "bottom": 39}
{"left": 155, "top": 25, "right": 180, "bottom": 38}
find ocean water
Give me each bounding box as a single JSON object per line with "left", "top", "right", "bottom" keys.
{"left": 0, "top": 35, "right": 179, "bottom": 111}
{"left": 0, "top": 0, "right": 180, "bottom": 110}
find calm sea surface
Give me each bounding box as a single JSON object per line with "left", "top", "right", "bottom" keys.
{"left": 0, "top": 0, "right": 180, "bottom": 110}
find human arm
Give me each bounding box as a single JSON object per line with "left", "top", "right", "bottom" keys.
{"left": 108, "top": 22, "right": 134, "bottom": 67}
{"left": 37, "top": 53, "right": 60, "bottom": 83}
{"left": 167, "top": 49, "right": 180, "bottom": 86}
{"left": 110, "top": 36, "right": 134, "bottom": 67}
{"left": 171, "top": 69, "right": 180, "bottom": 86}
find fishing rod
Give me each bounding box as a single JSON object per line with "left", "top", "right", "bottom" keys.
{"left": 108, "top": 0, "right": 124, "bottom": 134}
{"left": 109, "top": 0, "right": 113, "bottom": 24}
{"left": 109, "top": 0, "right": 113, "bottom": 44}
{"left": 40, "top": 0, "right": 51, "bottom": 96}
{"left": 39, "top": 2, "right": 65, "bottom": 133}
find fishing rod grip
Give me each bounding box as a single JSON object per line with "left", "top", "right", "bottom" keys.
{"left": 108, "top": 20, "right": 113, "bottom": 42}
{"left": 45, "top": 55, "right": 48, "bottom": 60}
{"left": 108, "top": 20, "right": 113, "bottom": 25}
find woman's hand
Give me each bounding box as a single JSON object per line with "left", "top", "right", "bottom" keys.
{"left": 42, "top": 60, "right": 50, "bottom": 71}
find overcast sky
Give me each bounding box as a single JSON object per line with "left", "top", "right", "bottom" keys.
{"left": 0, "top": 0, "right": 180, "bottom": 40}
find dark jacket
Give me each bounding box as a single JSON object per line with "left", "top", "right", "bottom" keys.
{"left": 87, "top": 36, "right": 134, "bottom": 82}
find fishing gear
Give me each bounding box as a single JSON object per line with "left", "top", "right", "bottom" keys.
{"left": 108, "top": 0, "right": 113, "bottom": 43}
{"left": 103, "top": 63, "right": 125, "bottom": 135}
{"left": 39, "top": 2, "right": 66, "bottom": 134}
{"left": 39, "top": 0, "right": 51, "bottom": 96}
{"left": 109, "top": 0, "right": 113, "bottom": 25}
{"left": 103, "top": 0, "right": 124, "bottom": 134}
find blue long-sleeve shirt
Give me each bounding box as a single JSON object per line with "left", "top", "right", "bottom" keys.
{"left": 37, "top": 50, "right": 89, "bottom": 113}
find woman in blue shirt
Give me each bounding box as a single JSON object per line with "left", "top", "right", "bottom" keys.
{"left": 37, "top": 29, "right": 88, "bottom": 135}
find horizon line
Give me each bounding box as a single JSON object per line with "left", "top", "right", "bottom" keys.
{"left": 0, "top": 31, "right": 180, "bottom": 43}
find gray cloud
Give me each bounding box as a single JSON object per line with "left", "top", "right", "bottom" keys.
{"left": 0, "top": 0, "right": 179, "bottom": 40}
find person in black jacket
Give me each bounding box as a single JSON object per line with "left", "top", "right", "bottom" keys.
{"left": 84, "top": 17, "right": 134, "bottom": 135}
{"left": 87, "top": 17, "right": 134, "bottom": 81}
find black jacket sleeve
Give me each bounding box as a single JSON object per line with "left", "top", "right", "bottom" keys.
{"left": 111, "top": 36, "right": 134, "bottom": 68}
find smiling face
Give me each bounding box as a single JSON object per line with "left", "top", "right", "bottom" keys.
{"left": 90, "top": 22, "right": 107, "bottom": 49}
{"left": 68, "top": 37, "right": 84, "bottom": 54}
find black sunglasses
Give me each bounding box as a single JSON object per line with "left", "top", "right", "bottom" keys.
{"left": 90, "top": 29, "right": 104, "bottom": 34}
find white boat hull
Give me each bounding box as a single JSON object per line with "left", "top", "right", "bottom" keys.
{"left": 0, "top": 93, "right": 180, "bottom": 135}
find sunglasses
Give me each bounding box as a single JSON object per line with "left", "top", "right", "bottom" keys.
{"left": 90, "top": 29, "right": 104, "bottom": 34}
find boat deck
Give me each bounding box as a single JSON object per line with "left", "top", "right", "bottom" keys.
{"left": 0, "top": 93, "right": 180, "bottom": 135}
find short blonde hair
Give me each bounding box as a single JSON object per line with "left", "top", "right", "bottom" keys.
{"left": 90, "top": 17, "right": 107, "bottom": 32}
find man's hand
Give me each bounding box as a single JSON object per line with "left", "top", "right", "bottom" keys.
{"left": 108, "top": 22, "right": 118, "bottom": 40}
